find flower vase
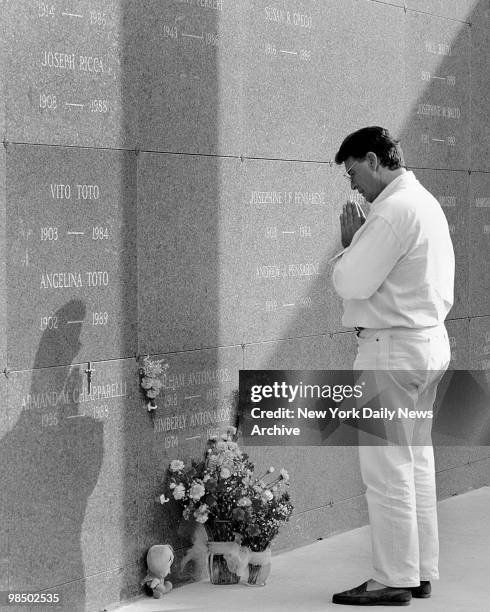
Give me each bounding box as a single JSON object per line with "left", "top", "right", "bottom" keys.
{"left": 246, "top": 548, "right": 271, "bottom": 586}
{"left": 207, "top": 542, "right": 240, "bottom": 585}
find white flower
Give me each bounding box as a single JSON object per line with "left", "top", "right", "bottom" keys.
{"left": 190, "top": 483, "right": 206, "bottom": 501}
{"left": 140, "top": 376, "right": 153, "bottom": 390}
{"left": 169, "top": 482, "right": 176, "bottom": 489}
{"left": 169, "top": 459, "right": 185, "bottom": 472}
{"left": 203, "top": 474, "right": 211, "bottom": 482}
{"left": 238, "top": 497, "right": 252, "bottom": 507}
{"left": 220, "top": 467, "right": 231, "bottom": 479}
{"left": 194, "top": 504, "right": 209, "bottom": 523}
{"left": 159, "top": 494, "right": 170, "bottom": 504}
{"left": 280, "top": 469, "right": 290, "bottom": 483}
{"left": 268, "top": 466, "right": 275, "bottom": 473}
{"left": 261, "top": 490, "right": 274, "bottom": 502}
{"left": 216, "top": 441, "right": 227, "bottom": 451}
{"left": 172, "top": 483, "right": 186, "bottom": 500}
{"left": 195, "top": 513, "right": 208, "bottom": 524}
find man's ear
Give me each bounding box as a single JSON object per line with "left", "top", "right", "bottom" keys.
{"left": 365, "top": 151, "right": 379, "bottom": 171}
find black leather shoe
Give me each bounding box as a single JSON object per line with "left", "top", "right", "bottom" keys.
{"left": 332, "top": 581, "right": 412, "bottom": 606}
{"left": 409, "top": 581, "right": 431, "bottom": 598}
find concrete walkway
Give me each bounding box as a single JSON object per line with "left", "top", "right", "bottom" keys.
{"left": 115, "top": 486, "right": 490, "bottom": 612}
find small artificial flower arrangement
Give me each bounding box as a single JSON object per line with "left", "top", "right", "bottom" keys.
{"left": 139, "top": 355, "right": 169, "bottom": 412}
{"left": 162, "top": 427, "right": 293, "bottom": 548}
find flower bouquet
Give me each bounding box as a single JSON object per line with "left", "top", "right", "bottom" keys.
{"left": 139, "top": 355, "right": 168, "bottom": 412}
{"left": 163, "top": 427, "right": 293, "bottom": 585}
{"left": 231, "top": 467, "right": 293, "bottom": 585}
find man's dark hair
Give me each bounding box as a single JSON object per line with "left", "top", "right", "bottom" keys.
{"left": 334, "top": 126, "right": 405, "bottom": 169}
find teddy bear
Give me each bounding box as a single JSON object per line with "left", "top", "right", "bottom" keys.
{"left": 141, "top": 544, "right": 174, "bottom": 598}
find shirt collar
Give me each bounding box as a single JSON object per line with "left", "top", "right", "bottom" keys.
{"left": 370, "top": 170, "right": 416, "bottom": 209}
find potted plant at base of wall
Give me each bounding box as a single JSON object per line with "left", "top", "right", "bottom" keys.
{"left": 161, "top": 427, "right": 293, "bottom": 586}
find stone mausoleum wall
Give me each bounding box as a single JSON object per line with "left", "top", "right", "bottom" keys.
{"left": 0, "top": 1, "right": 489, "bottom": 610}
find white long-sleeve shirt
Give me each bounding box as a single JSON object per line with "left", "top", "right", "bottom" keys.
{"left": 332, "top": 171, "right": 454, "bottom": 329}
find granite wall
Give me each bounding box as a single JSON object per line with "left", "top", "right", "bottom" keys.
{"left": 0, "top": 1, "right": 488, "bottom": 610}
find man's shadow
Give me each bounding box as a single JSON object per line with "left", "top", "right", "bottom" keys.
{"left": 0, "top": 300, "right": 103, "bottom": 609}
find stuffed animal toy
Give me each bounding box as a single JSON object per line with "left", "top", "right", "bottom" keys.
{"left": 141, "top": 544, "right": 174, "bottom": 598}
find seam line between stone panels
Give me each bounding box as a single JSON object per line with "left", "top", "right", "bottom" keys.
{"left": 5, "top": 141, "right": 137, "bottom": 154}
{"left": 470, "top": 17, "right": 474, "bottom": 176}
{"left": 5, "top": 357, "right": 136, "bottom": 376}
{"left": 141, "top": 343, "right": 245, "bottom": 358}
{"left": 8, "top": 147, "right": 484, "bottom": 171}
{"left": 365, "top": 0, "right": 406, "bottom": 12}
{"left": 4, "top": 142, "right": 247, "bottom": 162}
{"left": 246, "top": 159, "right": 477, "bottom": 171}
{"left": 436, "top": 457, "right": 490, "bottom": 474}
{"left": 366, "top": 0, "right": 472, "bottom": 25}
{"left": 30, "top": 562, "right": 142, "bottom": 590}
{"left": 295, "top": 494, "right": 367, "bottom": 515}
{"left": 242, "top": 155, "right": 334, "bottom": 165}
{"left": 137, "top": 149, "right": 242, "bottom": 160}
{"left": 407, "top": 167, "right": 476, "bottom": 173}
{"left": 4, "top": 348, "right": 246, "bottom": 375}
{"left": 242, "top": 331, "right": 352, "bottom": 347}
{"left": 406, "top": 8, "right": 472, "bottom": 25}
{"left": 408, "top": 167, "right": 471, "bottom": 173}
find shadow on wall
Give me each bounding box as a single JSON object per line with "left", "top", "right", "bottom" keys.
{"left": 0, "top": 300, "right": 103, "bottom": 608}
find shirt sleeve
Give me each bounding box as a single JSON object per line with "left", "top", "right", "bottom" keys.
{"left": 332, "top": 216, "right": 403, "bottom": 300}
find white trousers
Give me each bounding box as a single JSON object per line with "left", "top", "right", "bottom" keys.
{"left": 354, "top": 326, "right": 451, "bottom": 588}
